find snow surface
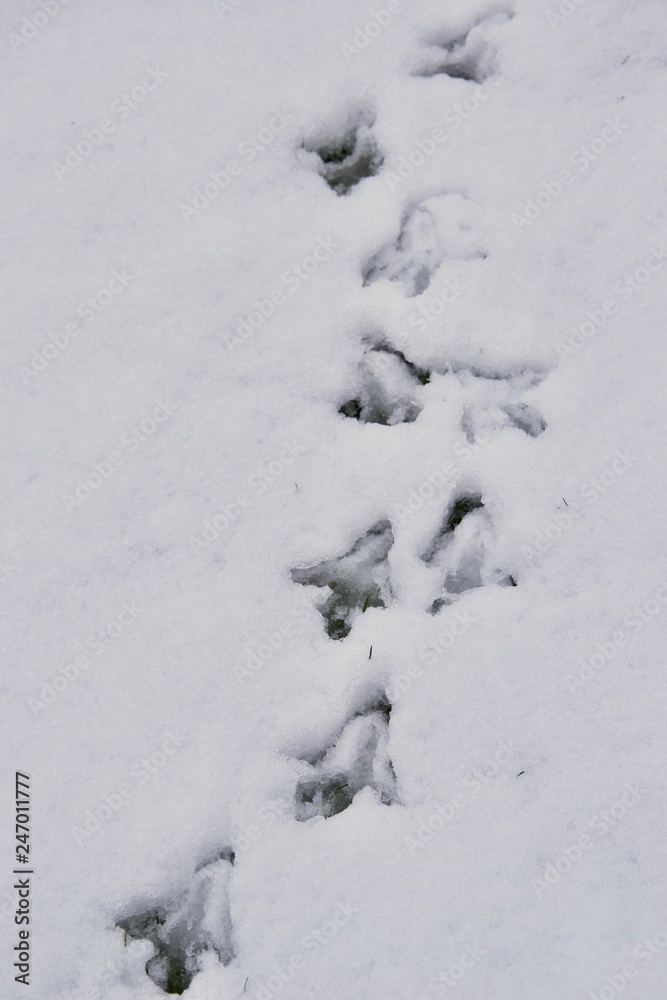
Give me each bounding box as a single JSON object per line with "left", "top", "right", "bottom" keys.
{"left": 3, "top": 0, "right": 667, "bottom": 998}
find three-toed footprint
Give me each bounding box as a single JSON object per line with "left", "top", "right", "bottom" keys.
{"left": 411, "top": 7, "right": 513, "bottom": 82}
{"left": 117, "top": 849, "right": 236, "bottom": 995}
{"left": 422, "top": 490, "right": 516, "bottom": 613}
{"left": 292, "top": 693, "right": 399, "bottom": 821}
{"left": 291, "top": 520, "right": 394, "bottom": 640}
{"left": 339, "top": 341, "right": 430, "bottom": 425}
{"left": 362, "top": 193, "right": 487, "bottom": 297}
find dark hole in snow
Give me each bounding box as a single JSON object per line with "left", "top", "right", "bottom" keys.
{"left": 339, "top": 398, "right": 362, "bottom": 420}
{"left": 296, "top": 774, "right": 356, "bottom": 818}
{"left": 305, "top": 122, "right": 383, "bottom": 195}
{"left": 445, "top": 494, "right": 485, "bottom": 532}
{"left": 119, "top": 909, "right": 194, "bottom": 996}
{"left": 338, "top": 395, "right": 420, "bottom": 427}
{"left": 195, "top": 846, "right": 235, "bottom": 871}
{"left": 319, "top": 141, "right": 355, "bottom": 164}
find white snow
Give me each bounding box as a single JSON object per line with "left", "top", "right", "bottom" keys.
{"left": 3, "top": 0, "right": 667, "bottom": 998}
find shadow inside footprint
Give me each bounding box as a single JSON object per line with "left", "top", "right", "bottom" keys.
{"left": 416, "top": 34, "right": 489, "bottom": 82}
{"left": 339, "top": 344, "right": 430, "bottom": 425}
{"left": 501, "top": 402, "right": 547, "bottom": 438}
{"left": 295, "top": 696, "right": 399, "bottom": 820}
{"left": 117, "top": 854, "right": 236, "bottom": 995}
{"left": 412, "top": 9, "right": 512, "bottom": 82}
{"left": 455, "top": 367, "right": 549, "bottom": 445}
{"left": 363, "top": 204, "right": 442, "bottom": 297}
{"left": 303, "top": 118, "right": 383, "bottom": 195}
{"left": 362, "top": 194, "right": 486, "bottom": 297}
{"left": 422, "top": 491, "right": 515, "bottom": 610}
{"left": 423, "top": 493, "right": 484, "bottom": 564}
{"left": 291, "top": 520, "right": 394, "bottom": 639}
{"left": 461, "top": 399, "right": 547, "bottom": 445}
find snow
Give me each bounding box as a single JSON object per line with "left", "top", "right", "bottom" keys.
{"left": 3, "top": 0, "right": 667, "bottom": 998}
